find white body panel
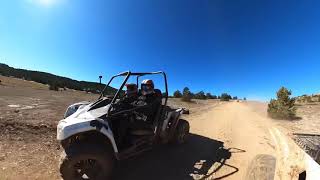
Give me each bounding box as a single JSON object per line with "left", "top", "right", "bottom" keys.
{"left": 305, "top": 154, "right": 320, "bottom": 180}
{"left": 57, "top": 102, "right": 118, "bottom": 153}
{"left": 161, "top": 108, "right": 183, "bottom": 132}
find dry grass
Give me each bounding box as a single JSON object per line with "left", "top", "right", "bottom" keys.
{"left": 0, "top": 75, "right": 48, "bottom": 90}
{"left": 0, "top": 76, "right": 99, "bottom": 179}
{"left": 246, "top": 101, "right": 320, "bottom": 134}
{"left": 294, "top": 102, "right": 320, "bottom": 134}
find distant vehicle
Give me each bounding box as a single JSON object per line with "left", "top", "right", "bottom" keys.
{"left": 57, "top": 71, "right": 190, "bottom": 179}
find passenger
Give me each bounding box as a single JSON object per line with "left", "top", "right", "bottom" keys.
{"left": 134, "top": 79, "right": 161, "bottom": 123}
{"left": 139, "top": 79, "right": 157, "bottom": 102}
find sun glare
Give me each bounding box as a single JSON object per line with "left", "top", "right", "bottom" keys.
{"left": 39, "top": 0, "right": 55, "bottom": 6}
{"left": 28, "top": 0, "right": 57, "bottom": 7}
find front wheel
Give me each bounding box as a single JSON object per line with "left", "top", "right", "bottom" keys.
{"left": 245, "top": 154, "right": 276, "bottom": 180}
{"left": 59, "top": 143, "right": 115, "bottom": 180}
{"left": 172, "top": 119, "right": 190, "bottom": 144}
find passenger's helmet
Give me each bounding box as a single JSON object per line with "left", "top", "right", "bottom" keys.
{"left": 125, "top": 83, "right": 138, "bottom": 97}
{"left": 141, "top": 79, "right": 154, "bottom": 95}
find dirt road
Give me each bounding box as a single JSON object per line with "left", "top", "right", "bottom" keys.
{"left": 115, "top": 101, "right": 318, "bottom": 180}
{"left": 114, "top": 101, "right": 278, "bottom": 180}
{"left": 187, "top": 101, "right": 276, "bottom": 179}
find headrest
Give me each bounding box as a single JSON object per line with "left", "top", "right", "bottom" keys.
{"left": 154, "top": 89, "right": 162, "bottom": 98}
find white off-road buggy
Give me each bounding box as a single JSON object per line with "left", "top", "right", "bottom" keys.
{"left": 57, "top": 71, "right": 190, "bottom": 180}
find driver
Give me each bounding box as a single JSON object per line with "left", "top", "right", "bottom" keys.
{"left": 114, "top": 83, "right": 138, "bottom": 145}
{"left": 123, "top": 83, "right": 139, "bottom": 104}
{"left": 114, "top": 83, "right": 138, "bottom": 108}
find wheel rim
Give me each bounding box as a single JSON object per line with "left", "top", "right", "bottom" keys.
{"left": 73, "top": 159, "right": 102, "bottom": 179}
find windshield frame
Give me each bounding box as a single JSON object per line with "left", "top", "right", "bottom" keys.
{"left": 99, "top": 71, "right": 131, "bottom": 104}
{"left": 99, "top": 71, "right": 168, "bottom": 107}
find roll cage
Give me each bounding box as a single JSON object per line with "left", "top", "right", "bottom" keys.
{"left": 99, "top": 71, "right": 168, "bottom": 109}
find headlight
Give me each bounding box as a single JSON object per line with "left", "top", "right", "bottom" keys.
{"left": 63, "top": 102, "right": 90, "bottom": 119}
{"left": 64, "top": 105, "right": 79, "bottom": 118}
{"left": 57, "top": 120, "right": 65, "bottom": 131}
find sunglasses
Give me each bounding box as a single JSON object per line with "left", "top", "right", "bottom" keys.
{"left": 141, "top": 84, "right": 152, "bottom": 90}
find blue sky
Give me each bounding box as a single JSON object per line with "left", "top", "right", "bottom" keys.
{"left": 0, "top": 0, "right": 320, "bottom": 101}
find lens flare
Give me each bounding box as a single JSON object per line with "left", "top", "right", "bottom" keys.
{"left": 28, "top": 0, "right": 57, "bottom": 7}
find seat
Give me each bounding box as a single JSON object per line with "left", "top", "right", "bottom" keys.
{"left": 129, "top": 121, "right": 154, "bottom": 136}
{"left": 153, "top": 89, "right": 163, "bottom": 113}
{"left": 154, "top": 89, "right": 163, "bottom": 99}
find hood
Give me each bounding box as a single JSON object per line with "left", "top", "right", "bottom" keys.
{"left": 62, "top": 101, "right": 111, "bottom": 125}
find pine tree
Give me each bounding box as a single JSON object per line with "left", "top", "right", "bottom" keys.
{"left": 267, "top": 87, "right": 296, "bottom": 119}
{"left": 206, "top": 93, "right": 213, "bottom": 99}
{"left": 173, "top": 90, "right": 182, "bottom": 98}
{"left": 220, "top": 93, "right": 231, "bottom": 101}
{"left": 182, "top": 87, "right": 192, "bottom": 102}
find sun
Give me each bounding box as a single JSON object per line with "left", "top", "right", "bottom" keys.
{"left": 38, "top": 0, "right": 55, "bottom": 6}
{"left": 27, "top": 0, "right": 57, "bottom": 7}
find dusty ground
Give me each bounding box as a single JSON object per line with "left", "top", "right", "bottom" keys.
{"left": 246, "top": 101, "right": 320, "bottom": 134}
{"left": 0, "top": 76, "right": 319, "bottom": 179}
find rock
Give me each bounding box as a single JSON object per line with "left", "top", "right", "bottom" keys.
{"left": 0, "top": 155, "right": 5, "bottom": 161}
{"left": 40, "top": 124, "right": 48, "bottom": 128}
{"left": 32, "top": 126, "right": 40, "bottom": 130}
{"left": 14, "top": 109, "right": 19, "bottom": 113}
{"left": 44, "top": 141, "right": 51, "bottom": 146}
{"left": 18, "top": 145, "right": 27, "bottom": 151}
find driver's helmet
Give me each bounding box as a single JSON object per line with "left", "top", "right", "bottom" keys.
{"left": 125, "top": 83, "right": 138, "bottom": 97}
{"left": 141, "top": 79, "right": 154, "bottom": 95}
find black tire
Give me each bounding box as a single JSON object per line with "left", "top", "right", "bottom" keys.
{"left": 172, "top": 119, "right": 190, "bottom": 144}
{"left": 59, "top": 143, "right": 115, "bottom": 180}
{"left": 245, "top": 154, "right": 276, "bottom": 180}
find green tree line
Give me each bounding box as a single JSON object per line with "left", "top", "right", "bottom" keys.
{"left": 0, "top": 63, "right": 116, "bottom": 94}
{"left": 173, "top": 87, "right": 241, "bottom": 102}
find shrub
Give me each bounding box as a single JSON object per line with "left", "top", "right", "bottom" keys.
{"left": 194, "top": 91, "right": 207, "bottom": 100}
{"left": 233, "top": 96, "right": 238, "bottom": 100}
{"left": 181, "top": 87, "right": 192, "bottom": 102}
{"left": 162, "top": 93, "right": 168, "bottom": 98}
{"left": 296, "top": 97, "right": 302, "bottom": 103}
{"left": 243, "top": 97, "right": 247, "bottom": 101}
{"left": 220, "top": 93, "right": 232, "bottom": 101}
{"left": 206, "top": 93, "right": 217, "bottom": 99}
{"left": 49, "top": 82, "right": 59, "bottom": 91}
{"left": 306, "top": 96, "right": 313, "bottom": 103}
{"left": 267, "top": 87, "right": 296, "bottom": 119}
{"left": 173, "top": 90, "right": 182, "bottom": 98}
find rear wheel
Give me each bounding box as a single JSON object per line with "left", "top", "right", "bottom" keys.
{"left": 59, "top": 143, "right": 115, "bottom": 180}
{"left": 172, "top": 119, "right": 190, "bottom": 144}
